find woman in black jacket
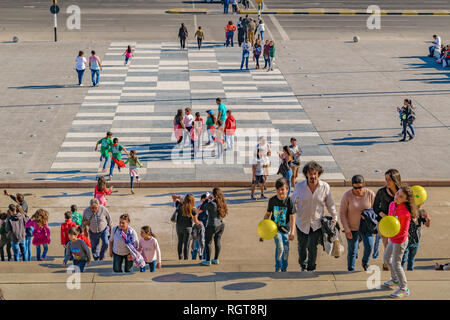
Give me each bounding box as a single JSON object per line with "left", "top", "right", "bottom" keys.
{"left": 399, "top": 99, "right": 415, "bottom": 142}
{"left": 372, "top": 168, "right": 402, "bottom": 270}
{"left": 172, "top": 194, "right": 200, "bottom": 260}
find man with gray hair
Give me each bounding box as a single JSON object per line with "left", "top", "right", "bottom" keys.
{"left": 82, "top": 198, "right": 112, "bottom": 261}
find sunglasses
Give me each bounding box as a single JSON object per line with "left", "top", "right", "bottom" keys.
{"left": 352, "top": 186, "right": 364, "bottom": 190}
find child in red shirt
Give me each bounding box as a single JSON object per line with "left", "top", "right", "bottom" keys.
{"left": 77, "top": 225, "right": 91, "bottom": 248}
{"left": 383, "top": 186, "right": 417, "bottom": 298}
{"left": 61, "top": 211, "right": 77, "bottom": 248}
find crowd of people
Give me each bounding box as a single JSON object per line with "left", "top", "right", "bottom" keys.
{"left": 0, "top": 161, "right": 446, "bottom": 299}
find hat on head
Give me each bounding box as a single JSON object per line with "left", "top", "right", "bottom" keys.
{"left": 207, "top": 110, "right": 214, "bottom": 114}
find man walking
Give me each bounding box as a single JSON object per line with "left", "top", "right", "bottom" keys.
{"left": 240, "top": 38, "right": 251, "bottom": 70}
{"left": 82, "top": 198, "right": 112, "bottom": 261}
{"left": 247, "top": 18, "right": 256, "bottom": 46}
{"left": 291, "top": 161, "right": 338, "bottom": 272}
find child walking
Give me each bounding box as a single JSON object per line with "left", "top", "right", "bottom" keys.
{"left": 124, "top": 150, "right": 143, "bottom": 194}
{"left": 63, "top": 227, "right": 91, "bottom": 272}
{"left": 214, "top": 119, "right": 225, "bottom": 158}
{"left": 108, "top": 137, "right": 129, "bottom": 180}
{"left": 383, "top": 186, "right": 417, "bottom": 298}
{"left": 95, "top": 131, "right": 113, "bottom": 172}
{"left": 263, "top": 178, "right": 295, "bottom": 272}
{"left": 25, "top": 209, "right": 51, "bottom": 261}
{"left": 401, "top": 204, "right": 431, "bottom": 271}
{"left": 61, "top": 211, "right": 77, "bottom": 253}
{"left": 123, "top": 45, "right": 134, "bottom": 65}
{"left": 70, "top": 205, "right": 82, "bottom": 226}
{"left": 77, "top": 225, "right": 91, "bottom": 248}
{"left": 138, "top": 226, "right": 162, "bottom": 272}
{"left": 205, "top": 110, "right": 216, "bottom": 145}
{"left": 94, "top": 176, "right": 113, "bottom": 207}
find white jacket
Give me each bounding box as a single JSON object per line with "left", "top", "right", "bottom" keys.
{"left": 257, "top": 23, "right": 265, "bottom": 33}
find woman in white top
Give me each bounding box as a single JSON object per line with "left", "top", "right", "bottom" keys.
{"left": 75, "top": 51, "right": 87, "bottom": 86}
{"left": 257, "top": 19, "right": 265, "bottom": 41}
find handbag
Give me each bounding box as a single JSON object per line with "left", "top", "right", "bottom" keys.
{"left": 277, "top": 159, "right": 289, "bottom": 177}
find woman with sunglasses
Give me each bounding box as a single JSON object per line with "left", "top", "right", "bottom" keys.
{"left": 339, "top": 175, "right": 375, "bottom": 272}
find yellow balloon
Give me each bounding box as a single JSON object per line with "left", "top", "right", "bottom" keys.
{"left": 411, "top": 185, "right": 427, "bottom": 206}
{"left": 378, "top": 216, "right": 401, "bottom": 238}
{"left": 257, "top": 219, "right": 278, "bottom": 240}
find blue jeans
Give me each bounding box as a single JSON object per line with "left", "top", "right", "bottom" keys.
{"left": 241, "top": 54, "right": 249, "bottom": 69}
{"left": 346, "top": 231, "right": 373, "bottom": 271}
{"left": 89, "top": 227, "right": 109, "bottom": 260}
{"left": 401, "top": 123, "right": 415, "bottom": 136}
{"left": 73, "top": 259, "right": 87, "bottom": 272}
{"left": 140, "top": 260, "right": 157, "bottom": 272}
{"left": 373, "top": 232, "right": 381, "bottom": 259}
{"left": 284, "top": 169, "right": 293, "bottom": 195}
{"left": 226, "top": 31, "right": 234, "bottom": 47}
{"left": 76, "top": 69, "right": 85, "bottom": 85}
{"left": 36, "top": 244, "right": 49, "bottom": 261}
{"left": 24, "top": 236, "right": 32, "bottom": 261}
{"left": 264, "top": 56, "right": 270, "bottom": 68}
{"left": 11, "top": 241, "right": 25, "bottom": 261}
{"left": 274, "top": 231, "right": 289, "bottom": 271}
{"left": 429, "top": 46, "right": 436, "bottom": 56}
{"left": 401, "top": 241, "right": 419, "bottom": 271}
{"left": 259, "top": 31, "right": 264, "bottom": 41}
{"left": 207, "top": 128, "right": 215, "bottom": 143}
{"left": 225, "top": 135, "right": 234, "bottom": 150}
{"left": 224, "top": 3, "right": 229, "bottom": 13}
{"left": 100, "top": 154, "right": 110, "bottom": 170}
{"left": 113, "top": 253, "right": 133, "bottom": 273}
{"left": 125, "top": 56, "right": 130, "bottom": 64}
{"left": 109, "top": 160, "right": 116, "bottom": 177}
{"left": 91, "top": 69, "right": 100, "bottom": 86}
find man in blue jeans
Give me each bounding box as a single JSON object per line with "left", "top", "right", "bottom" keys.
{"left": 223, "top": 0, "right": 230, "bottom": 14}
{"left": 89, "top": 50, "right": 103, "bottom": 87}
{"left": 240, "top": 39, "right": 250, "bottom": 70}
{"left": 81, "top": 199, "right": 112, "bottom": 261}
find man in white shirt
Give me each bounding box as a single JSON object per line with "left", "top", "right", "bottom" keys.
{"left": 291, "top": 161, "right": 338, "bottom": 271}
{"left": 240, "top": 39, "right": 251, "bottom": 70}
{"left": 429, "top": 34, "right": 441, "bottom": 57}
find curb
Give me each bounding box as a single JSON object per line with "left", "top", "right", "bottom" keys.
{"left": 166, "top": 8, "right": 450, "bottom": 15}
{"left": 0, "top": 180, "right": 449, "bottom": 189}
{"left": 167, "top": 8, "right": 208, "bottom": 14}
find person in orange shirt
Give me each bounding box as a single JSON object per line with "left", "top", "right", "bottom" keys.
{"left": 225, "top": 21, "right": 237, "bottom": 47}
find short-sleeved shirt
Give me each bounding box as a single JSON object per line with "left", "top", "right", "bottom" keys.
{"left": 267, "top": 196, "right": 295, "bottom": 234}
{"left": 72, "top": 212, "right": 83, "bottom": 226}
{"left": 175, "top": 201, "right": 198, "bottom": 229}
{"left": 111, "top": 144, "right": 124, "bottom": 160}
{"left": 184, "top": 114, "right": 194, "bottom": 128}
{"left": 217, "top": 103, "right": 227, "bottom": 123}
{"left": 253, "top": 158, "right": 264, "bottom": 176}
{"left": 98, "top": 137, "right": 113, "bottom": 157}
{"left": 76, "top": 56, "right": 87, "bottom": 70}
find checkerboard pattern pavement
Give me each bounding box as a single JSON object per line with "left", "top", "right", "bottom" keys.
{"left": 47, "top": 41, "right": 344, "bottom": 182}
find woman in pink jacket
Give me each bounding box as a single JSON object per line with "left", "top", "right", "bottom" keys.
{"left": 383, "top": 186, "right": 417, "bottom": 298}
{"left": 25, "top": 209, "right": 51, "bottom": 261}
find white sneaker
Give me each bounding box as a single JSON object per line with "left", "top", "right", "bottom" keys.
{"left": 383, "top": 279, "right": 399, "bottom": 287}
{"left": 390, "top": 288, "right": 409, "bottom": 298}
{"left": 79, "top": 84, "right": 83, "bottom": 87}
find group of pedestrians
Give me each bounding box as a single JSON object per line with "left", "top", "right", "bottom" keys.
{"left": 263, "top": 162, "right": 431, "bottom": 298}
{"left": 171, "top": 188, "right": 228, "bottom": 266}
{"left": 173, "top": 98, "right": 237, "bottom": 158}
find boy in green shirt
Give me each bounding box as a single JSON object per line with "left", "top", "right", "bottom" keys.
{"left": 95, "top": 131, "right": 113, "bottom": 172}
{"left": 108, "top": 137, "right": 129, "bottom": 180}
{"left": 70, "top": 205, "right": 82, "bottom": 226}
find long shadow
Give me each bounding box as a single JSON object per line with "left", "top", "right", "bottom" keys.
{"left": 8, "top": 84, "right": 79, "bottom": 89}
{"left": 269, "top": 287, "right": 392, "bottom": 300}
{"left": 152, "top": 271, "right": 319, "bottom": 283}
{"left": 28, "top": 170, "right": 95, "bottom": 175}
{"left": 42, "top": 192, "right": 93, "bottom": 199}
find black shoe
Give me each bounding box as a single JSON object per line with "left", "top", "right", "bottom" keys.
{"left": 409, "top": 135, "right": 414, "bottom": 141}
{"left": 363, "top": 264, "right": 368, "bottom": 271}
{"left": 399, "top": 138, "right": 406, "bottom": 142}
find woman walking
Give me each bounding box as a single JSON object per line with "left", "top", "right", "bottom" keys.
{"left": 201, "top": 188, "right": 228, "bottom": 266}
{"left": 340, "top": 175, "right": 375, "bottom": 272}
{"left": 253, "top": 38, "right": 262, "bottom": 69}
{"left": 268, "top": 40, "right": 275, "bottom": 71}
{"left": 172, "top": 194, "right": 200, "bottom": 260}
{"left": 277, "top": 146, "right": 293, "bottom": 196}
{"left": 257, "top": 19, "right": 265, "bottom": 41}
{"left": 194, "top": 26, "right": 205, "bottom": 50}
{"left": 373, "top": 169, "right": 402, "bottom": 270}
{"left": 89, "top": 50, "right": 102, "bottom": 87}
{"left": 178, "top": 23, "right": 188, "bottom": 50}
{"left": 109, "top": 214, "right": 144, "bottom": 273}
{"left": 398, "top": 99, "right": 416, "bottom": 142}
{"left": 122, "top": 45, "right": 134, "bottom": 66}
{"left": 173, "top": 109, "right": 187, "bottom": 147}
{"left": 75, "top": 51, "right": 87, "bottom": 86}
